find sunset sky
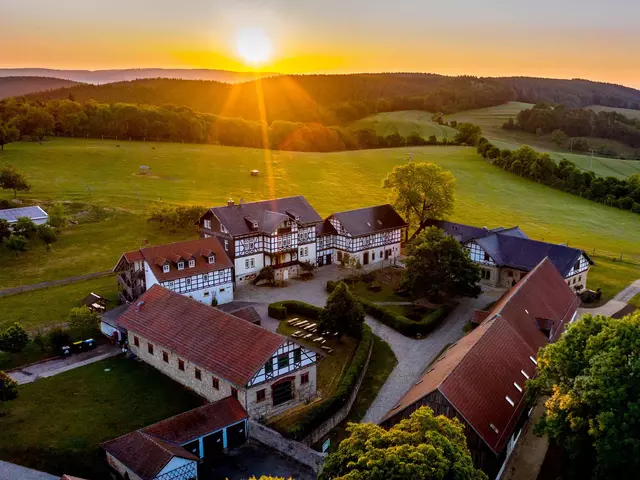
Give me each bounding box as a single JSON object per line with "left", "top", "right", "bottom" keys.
{"left": 4, "top": 0, "right": 640, "bottom": 88}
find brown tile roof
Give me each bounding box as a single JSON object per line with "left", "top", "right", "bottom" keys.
{"left": 228, "top": 306, "right": 262, "bottom": 325}
{"left": 117, "top": 286, "right": 285, "bottom": 386}
{"left": 118, "top": 238, "right": 233, "bottom": 283}
{"left": 381, "top": 257, "right": 580, "bottom": 455}
{"left": 471, "top": 310, "right": 491, "bottom": 324}
{"left": 143, "top": 396, "right": 248, "bottom": 444}
{"left": 329, "top": 204, "right": 407, "bottom": 237}
{"left": 102, "top": 430, "right": 198, "bottom": 480}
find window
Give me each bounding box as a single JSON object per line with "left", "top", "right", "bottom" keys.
{"left": 188, "top": 259, "right": 195, "bottom": 268}
{"left": 147, "top": 343, "right": 154, "bottom": 355}
{"left": 250, "top": 258, "right": 255, "bottom": 268}
{"left": 178, "top": 261, "right": 184, "bottom": 270}
{"left": 578, "top": 275, "right": 582, "bottom": 282}
{"left": 372, "top": 252, "right": 375, "bottom": 260}
{"left": 514, "top": 382, "right": 523, "bottom": 392}
{"left": 265, "top": 359, "right": 273, "bottom": 374}
{"left": 489, "top": 423, "right": 499, "bottom": 434}
{"left": 300, "top": 248, "right": 304, "bottom": 257}
{"left": 484, "top": 252, "right": 490, "bottom": 262}
{"left": 293, "top": 348, "right": 302, "bottom": 363}
{"left": 163, "top": 264, "right": 170, "bottom": 273}
{"left": 224, "top": 240, "right": 229, "bottom": 251}
{"left": 507, "top": 270, "right": 514, "bottom": 278}
{"left": 221, "top": 224, "right": 228, "bottom": 234}
{"left": 257, "top": 389, "right": 266, "bottom": 402}
{"left": 168, "top": 281, "right": 174, "bottom": 289}
{"left": 506, "top": 396, "right": 515, "bottom": 407}
{"left": 203, "top": 274, "right": 209, "bottom": 283}
{"left": 186, "top": 278, "right": 191, "bottom": 286}
{"left": 212, "top": 377, "right": 219, "bottom": 390}
{"left": 521, "top": 370, "right": 530, "bottom": 379}
{"left": 208, "top": 255, "right": 215, "bottom": 264}
{"left": 162, "top": 351, "right": 169, "bottom": 363}
{"left": 529, "top": 356, "right": 538, "bottom": 365}
{"left": 304, "top": 247, "right": 308, "bottom": 256}
{"left": 195, "top": 368, "right": 201, "bottom": 380}
{"left": 278, "top": 354, "right": 290, "bottom": 369}
{"left": 133, "top": 336, "right": 139, "bottom": 347}
{"left": 178, "top": 359, "right": 185, "bottom": 371}
{"left": 249, "top": 241, "right": 255, "bottom": 250}
{"left": 231, "top": 387, "right": 238, "bottom": 399}
{"left": 204, "top": 291, "right": 210, "bottom": 297}
{"left": 204, "top": 219, "right": 211, "bottom": 229}
{"left": 300, "top": 372, "right": 309, "bottom": 385}
{"left": 574, "top": 260, "right": 580, "bottom": 271}
{"left": 245, "top": 259, "right": 249, "bottom": 269}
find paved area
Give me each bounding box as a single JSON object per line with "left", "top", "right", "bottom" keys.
{"left": 236, "top": 265, "right": 506, "bottom": 424}
{"left": 578, "top": 278, "right": 640, "bottom": 318}
{"left": 0, "top": 460, "right": 57, "bottom": 480}
{"left": 8, "top": 344, "right": 120, "bottom": 385}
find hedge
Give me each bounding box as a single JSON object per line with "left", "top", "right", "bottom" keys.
{"left": 285, "top": 324, "right": 373, "bottom": 440}
{"left": 268, "top": 300, "right": 323, "bottom": 320}
{"left": 326, "top": 280, "right": 337, "bottom": 293}
{"left": 360, "top": 298, "right": 448, "bottom": 338}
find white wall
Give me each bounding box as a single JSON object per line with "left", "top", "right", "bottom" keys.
{"left": 178, "top": 281, "right": 234, "bottom": 305}
{"left": 100, "top": 321, "right": 121, "bottom": 341}
{"left": 235, "top": 253, "right": 264, "bottom": 284}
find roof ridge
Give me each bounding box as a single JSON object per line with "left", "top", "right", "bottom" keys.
{"left": 139, "top": 236, "right": 218, "bottom": 253}
{"left": 331, "top": 203, "right": 392, "bottom": 215}
{"left": 212, "top": 195, "right": 305, "bottom": 209}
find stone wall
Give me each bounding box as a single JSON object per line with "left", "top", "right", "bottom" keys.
{"left": 248, "top": 419, "right": 326, "bottom": 473}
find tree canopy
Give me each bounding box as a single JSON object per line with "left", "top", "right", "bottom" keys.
{"left": 320, "top": 406, "right": 487, "bottom": 480}
{"left": 0, "top": 165, "right": 31, "bottom": 198}
{"left": 528, "top": 312, "right": 640, "bottom": 479}
{"left": 0, "top": 322, "right": 29, "bottom": 353}
{"left": 318, "top": 281, "right": 365, "bottom": 340}
{"left": 68, "top": 306, "right": 101, "bottom": 339}
{"left": 383, "top": 161, "right": 456, "bottom": 240}
{"left": 402, "top": 227, "right": 480, "bottom": 300}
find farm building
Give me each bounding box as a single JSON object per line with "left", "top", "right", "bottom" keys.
{"left": 113, "top": 238, "right": 234, "bottom": 306}
{"left": 117, "top": 286, "right": 318, "bottom": 420}
{"left": 0, "top": 205, "right": 48, "bottom": 226}
{"left": 380, "top": 257, "right": 580, "bottom": 479}
{"left": 103, "top": 396, "right": 248, "bottom": 480}
{"left": 426, "top": 219, "right": 594, "bottom": 291}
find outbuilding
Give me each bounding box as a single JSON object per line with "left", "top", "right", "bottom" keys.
{"left": 0, "top": 206, "right": 49, "bottom": 226}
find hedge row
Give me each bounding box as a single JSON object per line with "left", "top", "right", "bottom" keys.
{"left": 267, "top": 300, "right": 323, "bottom": 320}
{"left": 360, "top": 298, "right": 448, "bottom": 338}
{"left": 287, "top": 324, "right": 372, "bottom": 440}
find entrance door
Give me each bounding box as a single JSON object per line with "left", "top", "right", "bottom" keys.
{"left": 202, "top": 430, "right": 224, "bottom": 461}
{"left": 226, "top": 422, "right": 247, "bottom": 449}
{"left": 317, "top": 256, "right": 324, "bottom": 267}
{"left": 326, "top": 254, "right": 332, "bottom": 264}
{"left": 283, "top": 270, "right": 289, "bottom": 281}
{"left": 363, "top": 252, "right": 369, "bottom": 265}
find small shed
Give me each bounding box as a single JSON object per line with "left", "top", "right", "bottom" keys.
{"left": 0, "top": 206, "right": 49, "bottom": 226}
{"left": 83, "top": 292, "right": 109, "bottom": 313}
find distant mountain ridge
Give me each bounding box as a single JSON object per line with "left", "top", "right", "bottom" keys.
{"left": 0, "top": 68, "right": 278, "bottom": 85}
{"left": 0, "top": 76, "right": 80, "bottom": 100}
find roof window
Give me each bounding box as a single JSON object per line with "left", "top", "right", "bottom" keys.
{"left": 506, "top": 396, "right": 515, "bottom": 407}
{"left": 489, "top": 423, "right": 499, "bottom": 434}
{"left": 163, "top": 264, "right": 170, "bottom": 273}
{"left": 514, "top": 382, "right": 523, "bottom": 392}
{"left": 188, "top": 259, "right": 195, "bottom": 268}
{"left": 208, "top": 255, "right": 215, "bottom": 264}
{"left": 529, "top": 356, "right": 538, "bottom": 365}
{"left": 177, "top": 261, "right": 184, "bottom": 270}
{"left": 521, "top": 370, "right": 530, "bottom": 379}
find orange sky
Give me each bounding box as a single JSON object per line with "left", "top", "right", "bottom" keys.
{"left": 3, "top": 0, "right": 640, "bottom": 89}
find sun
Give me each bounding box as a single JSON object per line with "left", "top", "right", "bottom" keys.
{"left": 235, "top": 27, "right": 273, "bottom": 66}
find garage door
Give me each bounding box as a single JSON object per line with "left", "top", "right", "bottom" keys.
{"left": 182, "top": 439, "right": 200, "bottom": 458}
{"left": 202, "top": 430, "right": 224, "bottom": 461}
{"left": 226, "top": 422, "right": 247, "bottom": 449}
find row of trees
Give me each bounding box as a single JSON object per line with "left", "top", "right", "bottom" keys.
{"left": 478, "top": 140, "right": 640, "bottom": 214}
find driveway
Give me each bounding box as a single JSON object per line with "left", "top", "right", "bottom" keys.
{"left": 0, "top": 461, "right": 57, "bottom": 480}
{"left": 578, "top": 278, "right": 640, "bottom": 318}
{"left": 8, "top": 343, "right": 120, "bottom": 385}
{"left": 235, "top": 266, "right": 505, "bottom": 424}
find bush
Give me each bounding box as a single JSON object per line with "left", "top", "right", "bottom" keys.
{"left": 48, "top": 328, "right": 72, "bottom": 353}
{"left": 326, "top": 280, "right": 337, "bottom": 293}
{"left": 253, "top": 266, "right": 275, "bottom": 286}
{"left": 267, "top": 304, "right": 288, "bottom": 320}
{"left": 0, "top": 323, "right": 29, "bottom": 353}
{"left": 68, "top": 306, "right": 100, "bottom": 339}
{"left": 285, "top": 324, "right": 372, "bottom": 440}
{"left": 360, "top": 299, "right": 448, "bottom": 338}
{"left": 268, "top": 300, "right": 322, "bottom": 320}
{"left": 367, "top": 281, "right": 382, "bottom": 292}
{"left": 0, "top": 371, "right": 18, "bottom": 402}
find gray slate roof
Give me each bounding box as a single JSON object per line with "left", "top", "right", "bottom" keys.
{"left": 424, "top": 219, "right": 528, "bottom": 243}
{"left": 329, "top": 204, "right": 407, "bottom": 237}
{"left": 209, "top": 196, "right": 322, "bottom": 236}
{"left": 0, "top": 206, "right": 48, "bottom": 223}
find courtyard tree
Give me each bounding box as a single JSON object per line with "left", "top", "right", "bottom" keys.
{"left": 402, "top": 226, "right": 481, "bottom": 300}
{"left": 4, "top": 234, "right": 28, "bottom": 256}
{"left": 0, "top": 323, "right": 29, "bottom": 353}
{"left": 0, "top": 123, "right": 20, "bottom": 150}
{"left": 528, "top": 312, "right": 640, "bottom": 479}
{"left": 0, "top": 165, "right": 31, "bottom": 198}
{"left": 0, "top": 371, "right": 18, "bottom": 402}
{"left": 68, "top": 306, "right": 100, "bottom": 339}
{"left": 320, "top": 406, "right": 487, "bottom": 480}
{"left": 318, "top": 281, "right": 365, "bottom": 340}
{"left": 383, "top": 161, "right": 456, "bottom": 240}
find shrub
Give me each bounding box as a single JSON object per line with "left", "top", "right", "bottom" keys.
{"left": 68, "top": 306, "right": 100, "bottom": 339}
{"left": 0, "top": 323, "right": 29, "bottom": 353}
{"left": 360, "top": 299, "right": 448, "bottom": 338}
{"left": 0, "top": 371, "right": 18, "bottom": 402}
{"left": 326, "top": 280, "right": 337, "bottom": 293}
{"left": 48, "top": 328, "right": 72, "bottom": 353}
{"left": 268, "top": 300, "right": 322, "bottom": 320}
{"left": 3, "top": 234, "right": 27, "bottom": 255}
{"left": 367, "top": 281, "right": 382, "bottom": 292}
{"left": 267, "top": 304, "right": 288, "bottom": 320}
{"left": 253, "top": 266, "right": 275, "bottom": 286}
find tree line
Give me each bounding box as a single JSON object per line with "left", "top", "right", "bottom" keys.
{"left": 477, "top": 139, "right": 640, "bottom": 214}
{"left": 0, "top": 98, "right": 484, "bottom": 152}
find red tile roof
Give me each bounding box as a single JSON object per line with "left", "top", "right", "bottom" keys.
{"left": 117, "top": 286, "right": 285, "bottom": 386}
{"left": 102, "top": 430, "right": 198, "bottom": 480}
{"left": 117, "top": 238, "right": 233, "bottom": 282}
{"left": 382, "top": 257, "right": 579, "bottom": 455}
{"left": 143, "top": 396, "right": 248, "bottom": 444}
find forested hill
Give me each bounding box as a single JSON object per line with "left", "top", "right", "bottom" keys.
{"left": 0, "top": 77, "right": 80, "bottom": 100}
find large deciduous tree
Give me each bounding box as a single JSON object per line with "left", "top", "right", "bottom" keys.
{"left": 320, "top": 406, "right": 487, "bottom": 480}
{"left": 402, "top": 226, "right": 481, "bottom": 300}
{"left": 528, "top": 312, "right": 640, "bottom": 479}
{"left": 318, "top": 281, "right": 365, "bottom": 340}
{"left": 0, "top": 123, "right": 20, "bottom": 150}
{"left": 383, "top": 161, "right": 456, "bottom": 240}
{"left": 0, "top": 165, "right": 31, "bottom": 198}
{"left": 0, "top": 323, "right": 29, "bottom": 353}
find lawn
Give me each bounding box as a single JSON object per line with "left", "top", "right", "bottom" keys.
{"left": 0, "top": 275, "right": 118, "bottom": 332}
{"left": 1, "top": 137, "right": 639, "bottom": 292}
{"left": 629, "top": 293, "right": 640, "bottom": 308}
{"left": 586, "top": 254, "right": 640, "bottom": 301}
{"left": 0, "top": 356, "right": 203, "bottom": 479}
{"left": 351, "top": 110, "right": 459, "bottom": 141}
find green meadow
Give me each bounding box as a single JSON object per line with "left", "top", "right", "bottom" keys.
{"left": 351, "top": 110, "right": 459, "bottom": 140}
{"left": 0, "top": 138, "right": 638, "bottom": 296}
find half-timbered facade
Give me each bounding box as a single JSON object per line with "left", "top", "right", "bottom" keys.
{"left": 381, "top": 258, "right": 581, "bottom": 478}
{"left": 316, "top": 204, "right": 407, "bottom": 267}
{"left": 113, "top": 238, "right": 234, "bottom": 305}
{"left": 427, "top": 219, "right": 594, "bottom": 291}
{"left": 117, "top": 286, "right": 318, "bottom": 420}
{"left": 198, "top": 197, "right": 322, "bottom": 285}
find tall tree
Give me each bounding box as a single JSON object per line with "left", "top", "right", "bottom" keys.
{"left": 68, "top": 306, "right": 101, "bottom": 339}
{"left": 0, "top": 123, "right": 20, "bottom": 150}
{"left": 0, "top": 165, "right": 31, "bottom": 198}
{"left": 320, "top": 406, "right": 486, "bottom": 480}
{"left": 528, "top": 312, "right": 640, "bottom": 479}
{"left": 0, "top": 323, "right": 29, "bottom": 353}
{"left": 402, "top": 226, "right": 481, "bottom": 299}
{"left": 318, "top": 281, "right": 365, "bottom": 340}
{"left": 383, "top": 161, "right": 456, "bottom": 240}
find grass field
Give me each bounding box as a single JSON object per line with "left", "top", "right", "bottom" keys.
{"left": 1, "top": 138, "right": 638, "bottom": 295}
{"left": 0, "top": 357, "right": 203, "bottom": 479}
{"left": 444, "top": 102, "right": 640, "bottom": 179}
{"left": 351, "top": 110, "right": 459, "bottom": 140}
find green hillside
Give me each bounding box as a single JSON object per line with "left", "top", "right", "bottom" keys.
{"left": 351, "top": 111, "right": 458, "bottom": 140}
{"left": 587, "top": 105, "right": 640, "bottom": 120}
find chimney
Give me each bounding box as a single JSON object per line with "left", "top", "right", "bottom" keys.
{"left": 227, "top": 198, "right": 234, "bottom": 207}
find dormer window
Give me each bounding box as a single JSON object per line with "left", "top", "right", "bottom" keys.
{"left": 188, "top": 259, "right": 195, "bottom": 268}
{"left": 163, "top": 264, "right": 170, "bottom": 273}
{"left": 204, "top": 219, "right": 211, "bottom": 229}
{"left": 208, "top": 255, "right": 215, "bottom": 264}
{"left": 178, "top": 261, "right": 185, "bottom": 270}
{"left": 253, "top": 221, "right": 259, "bottom": 229}
{"left": 221, "top": 224, "right": 228, "bottom": 234}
